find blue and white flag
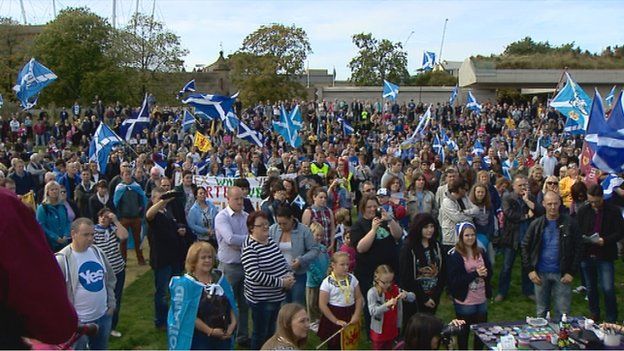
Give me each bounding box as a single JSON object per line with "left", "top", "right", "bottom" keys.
{"left": 433, "top": 134, "right": 445, "bottom": 163}
{"left": 502, "top": 159, "right": 516, "bottom": 180}
{"left": 274, "top": 105, "right": 303, "bottom": 148}
{"left": 178, "top": 79, "right": 196, "bottom": 97}
{"left": 292, "top": 194, "right": 306, "bottom": 210}
{"left": 602, "top": 174, "right": 624, "bottom": 200}
{"left": 223, "top": 111, "right": 240, "bottom": 133}
{"left": 605, "top": 85, "right": 616, "bottom": 107}
{"left": 382, "top": 80, "right": 399, "bottom": 101}
{"left": 584, "top": 89, "right": 606, "bottom": 150}
{"left": 88, "top": 123, "right": 123, "bottom": 173}
{"left": 182, "top": 110, "right": 195, "bottom": 133}
{"left": 182, "top": 92, "right": 238, "bottom": 121}
{"left": 550, "top": 72, "right": 592, "bottom": 134}
{"left": 237, "top": 120, "right": 264, "bottom": 147}
{"left": 337, "top": 115, "right": 354, "bottom": 135}
{"left": 466, "top": 91, "right": 482, "bottom": 113}
{"left": 0, "top": 94, "right": 3, "bottom": 108}
{"left": 411, "top": 106, "right": 432, "bottom": 138}
{"left": 12, "top": 58, "right": 57, "bottom": 109}
{"left": 592, "top": 91, "right": 624, "bottom": 173}
{"left": 441, "top": 129, "right": 459, "bottom": 151}
{"left": 449, "top": 85, "right": 459, "bottom": 105}
{"left": 422, "top": 51, "right": 436, "bottom": 71}
{"left": 120, "top": 94, "right": 150, "bottom": 141}
{"left": 472, "top": 140, "right": 485, "bottom": 155}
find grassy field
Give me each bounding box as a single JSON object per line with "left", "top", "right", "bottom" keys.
{"left": 110, "top": 254, "right": 624, "bottom": 350}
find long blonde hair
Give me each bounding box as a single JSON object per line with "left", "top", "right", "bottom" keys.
{"left": 42, "top": 181, "right": 61, "bottom": 205}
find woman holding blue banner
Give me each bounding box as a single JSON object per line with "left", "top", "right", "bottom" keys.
{"left": 167, "top": 242, "right": 237, "bottom": 350}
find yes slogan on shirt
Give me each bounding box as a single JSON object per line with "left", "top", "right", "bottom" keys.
{"left": 78, "top": 261, "right": 105, "bottom": 292}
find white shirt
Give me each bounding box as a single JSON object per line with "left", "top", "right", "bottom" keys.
{"left": 320, "top": 273, "right": 358, "bottom": 307}
{"left": 540, "top": 156, "right": 557, "bottom": 177}
{"left": 72, "top": 247, "right": 108, "bottom": 322}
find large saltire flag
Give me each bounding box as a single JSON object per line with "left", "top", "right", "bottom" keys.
{"left": 236, "top": 120, "right": 264, "bottom": 147}
{"left": 592, "top": 91, "right": 624, "bottom": 173}
{"left": 177, "top": 79, "right": 196, "bottom": 98}
{"left": 273, "top": 104, "right": 302, "bottom": 148}
{"left": 182, "top": 92, "right": 238, "bottom": 121}
{"left": 182, "top": 110, "right": 196, "bottom": 133}
{"left": 337, "top": 115, "right": 354, "bottom": 135}
{"left": 382, "top": 80, "right": 399, "bottom": 101}
{"left": 13, "top": 58, "right": 57, "bottom": 109}
{"left": 422, "top": 51, "right": 436, "bottom": 71}
{"left": 550, "top": 72, "right": 592, "bottom": 134}
{"left": 194, "top": 131, "right": 212, "bottom": 152}
{"left": 602, "top": 174, "right": 624, "bottom": 200}
{"left": 466, "top": 90, "right": 482, "bottom": 113}
{"left": 120, "top": 94, "right": 150, "bottom": 141}
{"left": 584, "top": 89, "right": 606, "bottom": 150}
{"left": 89, "top": 123, "right": 123, "bottom": 173}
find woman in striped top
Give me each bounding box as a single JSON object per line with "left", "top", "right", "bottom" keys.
{"left": 93, "top": 207, "right": 128, "bottom": 338}
{"left": 242, "top": 211, "right": 296, "bottom": 350}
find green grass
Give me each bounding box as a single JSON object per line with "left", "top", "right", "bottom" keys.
{"left": 111, "top": 255, "right": 624, "bottom": 350}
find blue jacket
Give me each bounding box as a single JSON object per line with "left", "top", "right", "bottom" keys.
{"left": 57, "top": 173, "right": 81, "bottom": 200}
{"left": 269, "top": 220, "right": 320, "bottom": 275}
{"left": 187, "top": 200, "right": 219, "bottom": 239}
{"left": 36, "top": 203, "right": 71, "bottom": 251}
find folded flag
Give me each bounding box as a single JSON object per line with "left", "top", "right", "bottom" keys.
{"left": 382, "top": 80, "right": 399, "bottom": 101}
{"left": 13, "top": 58, "right": 57, "bottom": 109}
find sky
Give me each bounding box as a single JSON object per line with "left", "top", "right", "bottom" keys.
{"left": 1, "top": 0, "right": 623, "bottom": 80}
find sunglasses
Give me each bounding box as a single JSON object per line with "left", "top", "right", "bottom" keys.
{"left": 546, "top": 181, "right": 558, "bottom": 185}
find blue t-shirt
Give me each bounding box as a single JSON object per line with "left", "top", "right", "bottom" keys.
{"left": 537, "top": 220, "right": 560, "bottom": 273}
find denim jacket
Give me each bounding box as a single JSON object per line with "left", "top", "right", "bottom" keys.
{"left": 269, "top": 221, "right": 320, "bottom": 275}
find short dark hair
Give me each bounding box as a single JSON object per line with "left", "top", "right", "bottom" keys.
{"left": 587, "top": 183, "right": 604, "bottom": 197}
{"left": 404, "top": 313, "right": 445, "bottom": 350}
{"left": 246, "top": 211, "right": 269, "bottom": 232}
{"left": 97, "top": 207, "right": 112, "bottom": 218}
{"left": 234, "top": 178, "right": 250, "bottom": 189}
{"left": 182, "top": 170, "right": 193, "bottom": 178}
{"left": 274, "top": 204, "right": 295, "bottom": 218}
{"left": 448, "top": 178, "right": 467, "bottom": 194}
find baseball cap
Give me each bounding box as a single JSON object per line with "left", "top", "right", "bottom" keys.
{"left": 376, "top": 188, "right": 389, "bottom": 197}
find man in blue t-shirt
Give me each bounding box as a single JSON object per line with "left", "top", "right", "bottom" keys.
{"left": 521, "top": 191, "right": 582, "bottom": 321}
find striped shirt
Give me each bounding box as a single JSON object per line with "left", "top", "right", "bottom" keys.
{"left": 93, "top": 224, "right": 125, "bottom": 274}
{"left": 241, "top": 236, "right": 290, "bottom": 304}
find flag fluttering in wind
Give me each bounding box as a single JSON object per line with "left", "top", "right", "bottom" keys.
{"left": 178, "top": 79, "right": 196, "bottom": 98}
{"left": 274, "top": 105, "right": 303, "bottom": 148}
{"left": 382, "top": 80, "right": 399, "bottom": 101}
{"left": 602, "top": 174, "right": 624, "bottom": 200}
{"left": 120, "top": 94, "right": 150, "bottom": 141}
{"left": 472, "top": 140, "right": 485, "bottom": 156}
{"left": 584, "top": 89, "right": 606, "bottom": 150}
{"left": 466, "top": 91, "right": 482, "bottom": 113}
{"left": 13, "top": 58, "right": 57, "bottom": 109}
{"left": 182, "top": 110, "right": 196, "bottom": 133}
{"left": 449, "top": 85, "right": 458, "bottom": 105}
{"left": 550, "top": 72, "right": 592, "bottom": 134}
{"left": 182, "top": 92, "right": 238, "bottom": 121}
{"left": 422, "top": 51, "right": 436, "bottom": 71}
{"left": 432, "top": 134, "right": 445, "bottom": 163}
{"left": 592, "top": 91, "right": 624, "bottom": 173}
{"left": 89, "top": 123, "right": 123, "bottom": 173}
{"left": 337, "top": 115, "right": 354, "bottom": 135}
{"left": 605, "top": 85, "right": 616, "bottom": 108}
{"left": 236, "top": 121, "right": 264, "bottom": 148}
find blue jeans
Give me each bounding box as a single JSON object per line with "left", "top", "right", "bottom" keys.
{"left": 220, "top": 262, "right": 249, "bottom": 340}
{"left": 454, "top": 302, "right": 488, "bottom": 350}
{"left": 154, "top": 264, "right": 182, "bottom": 328}
{"left": 580, "top": 258, "right": 618, "bottom": 322}
{"left": 248, "top": 300, "right": 281, "bottom": 350}
{"left": 284, "top": 273, "right": 306, "bottom": 305}
{"left": 73, "top": 313, "right": 112, "bottom": 350}
{"left": 112, "top": 269, "right": 126, "bottom": 330}
{"left": 498, "top": 247, "right": 534, "bottom": 297}
{"left": 534, "top": 272, "right": 572, "bottom": 321}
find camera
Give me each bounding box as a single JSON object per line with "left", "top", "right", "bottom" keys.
{"left": 375, "top": 207, "right": 383, "bottom": 219}
{"left": 440, "top": 323, "right": 464, "bottom": 346}
{"left": 161, "top": 190, "right": 184, "bottom": 200}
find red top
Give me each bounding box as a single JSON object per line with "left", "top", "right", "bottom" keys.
{"left": 370, "top": 284, "right": 400, "bottom": 342}
{"left": 0, "top": 188, "right": 78, "bottom": 344}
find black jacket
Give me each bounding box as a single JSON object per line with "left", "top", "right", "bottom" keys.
{"left": 500, "top": 191, "right": 544, "bottom": 249}
{"left": 446, "top": 249, "right": 493, "bottom": 302}
{"left": 521, "top": 214, "right": 582, "bottom": 276}
{"left": 576, "top": 202, "right": 624, "bottom": 261}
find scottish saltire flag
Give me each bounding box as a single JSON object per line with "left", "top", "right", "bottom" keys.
{"left": 602, "top": 174, "right": 624, "bottom": 200}
{"left": 502, "top": 159, "right": 515, "bottom": 180}
{"left": 178, "top": 79, "right": 196, "bottom": 97}
{"left": 182, "top": 110, "right": 195, "bottom": 133}
{"left": 153, "top": 152, "right": 167, "bottom": 175}
{"left": 237, "top": 120, "right": 264, "bottom": 147}
{"left": 182, "top": 92, "right": 238, "bottom": 121}
{"left": 120, "top": 94, "right": 150, "bottom": 140}
{"left": 274, "top": 105, "right": 302, "bottom": 148}
{"left": 411, "top": 106, "right": 432, "bottom": 138}
{"left": 550, "top": 72, "right": 591, "bottom": 134}
{"left": 472, "top": 140, "right": 485, "bottom": 155}
{"left": 449, "top": 85, "right": 459, "bottom": 105}
{"left": 605, "top": 85, "right": 616, "bottom": 107}
{"left": 592, "top": 91, "right": 624, "bottom": 173}
{"left": 337, "top": 115, "right": 354, "bottom": 135}
{"left": 89, "top": 123, "right": 123, "bottom": 173}
{"left": 223, "top": 111, "right": 240, "bottom": 133}
{"left": 441, "top": 129, "right": 459, "bottom": 151}
{"left": 382, "top": 80, "right": 399, "bottom": 101}
{"left": 466, "top": 91, "right": 482, "bottom": 113}
{"left": 292, "top": 194, "right": 306, "bottom": 210}
{"left": 422, "top": 51, "right": 436, "bottom": 71}
{"left": 12, "top": 58, "right": 57, "bottom": 109}
{"left": 584, "top": 90, "right": 606, "bottom": 150}
{"left": 432, "top": 134, "right": 445, "bottom": 163}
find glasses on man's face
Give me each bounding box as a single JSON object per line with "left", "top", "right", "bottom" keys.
{"left": 364, "top": 188, "right": 374, "bottom": 193}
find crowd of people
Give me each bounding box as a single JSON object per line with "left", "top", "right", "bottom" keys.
{"left": 2, "top": 94, "right": 624, "bottom": 350}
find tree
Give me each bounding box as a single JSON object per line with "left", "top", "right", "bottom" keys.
{"left": 228, "top": 52, "right": 307, "bottom": 106}
{"left": 348, "top": 33, "right": 409, "bottom": 86}
{"left": 0, "top": 18, "right": 37, "bottom": 104}
{"left": 111, "top": 13, "right": 188, "bottom": 98}
{"left": 408, "top": 70, "right": 457, "bottom": 86}
{"left": 31, "top": 7, "right": 125, "bottom": 106}
{"left": 240, "top": 24, "right": 312, "bottom": 76}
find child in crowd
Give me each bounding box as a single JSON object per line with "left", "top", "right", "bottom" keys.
{"left": 317, "top": 252, "right": 363, "bottom": 350}
{"left": 367, "top": 265, "right": 415, "bottom": 350}
{"left": 334, "top": 208, "right": 351, "bottom": 249}
{"left": 306, "top": 222, "right": 330, "bottom": 332}
{"left": 339, "top": 229, "right": 356, "bottom": 272}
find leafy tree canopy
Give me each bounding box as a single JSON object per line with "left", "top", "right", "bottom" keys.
{"left": 349, "top": 33, "right": 409, "bottom": 86}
